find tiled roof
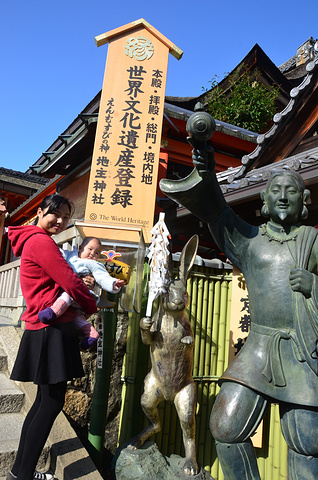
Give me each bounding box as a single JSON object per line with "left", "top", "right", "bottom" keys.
{"left": 217, "top": 145, "right": 318, "bottom": 193}
{"left": 227, "top": 51, "right": 318, "bottom": 181}
{"left": 7, "top": 174, "right": 60, "bottom": 220}
{"left": 279, "top": 57, "right": 297, "bottom": 74}
{"left": 0, "top": 167, "right": 47, "bottom": 185}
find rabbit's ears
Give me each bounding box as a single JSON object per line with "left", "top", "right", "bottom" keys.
{"left": 179, "top": 235, "right": 199, "bottom": 283}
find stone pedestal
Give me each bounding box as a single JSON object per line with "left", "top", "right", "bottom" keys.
{"left": 113, "top": 441, "right": 214, "bottom": 479}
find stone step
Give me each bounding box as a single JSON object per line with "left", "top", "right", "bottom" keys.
{"left": 0, "top": 374, "right": 24, "bottom": 414}
{"left": 0, "top": 413, "right": 50, "bottom": 477}
{"left": 0, "top": 413, "right": 25, "bottom": 476}
{"left": 0, "top": 348, "right": 7, "bottom": 373}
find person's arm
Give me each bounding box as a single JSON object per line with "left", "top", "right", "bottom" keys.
{"left": 88, "top": 260, "right": 124, "bottom": 293}
{"left": 160, "top": 134, "right": 256, "bottom": 269}
{"left": 30, "top": 235, "right": 97, "bottom": 315}
{"left": 61, "top": 250, "right": 97, "bottom": 290}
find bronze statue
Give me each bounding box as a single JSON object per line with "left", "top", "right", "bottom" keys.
{"left": 160, "top": 111, "right": 318, "bottom": 479}
{"left": 128, "top": 235, "right": 200, "bottom": 476}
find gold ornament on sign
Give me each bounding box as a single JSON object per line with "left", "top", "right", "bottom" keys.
{"left": 125, "top": 36, "right": 154, "bottom": 60}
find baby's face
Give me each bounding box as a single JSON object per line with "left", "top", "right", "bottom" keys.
{"left": 79, "top": 239, "right": 101, "bottom": 261}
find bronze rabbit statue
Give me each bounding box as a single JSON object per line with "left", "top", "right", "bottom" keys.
{"left": 128, "top": 235, "right": 199, "bottom": 476}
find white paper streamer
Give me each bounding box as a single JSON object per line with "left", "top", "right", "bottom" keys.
{"left": 146, "top": 212, "right": 171, "bottom": 317}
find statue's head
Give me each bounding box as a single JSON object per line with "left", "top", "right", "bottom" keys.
{"left": 260, "top": 170, "right": 310, "bottom": 225}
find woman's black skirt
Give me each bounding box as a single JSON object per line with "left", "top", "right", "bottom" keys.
{"left": 11, "top": 321, "right": 84, "bottom": 385}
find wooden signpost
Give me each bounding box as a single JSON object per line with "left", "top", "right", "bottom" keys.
{"left": 83, "top": 19, "right": 182, "bottom": 244}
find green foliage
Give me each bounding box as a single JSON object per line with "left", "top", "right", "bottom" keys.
{"left": 204, "top": 67, "right": 280, "bottom": 133}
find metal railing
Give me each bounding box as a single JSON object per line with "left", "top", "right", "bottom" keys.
{"left": 0, "top": 259, "right": 24, "bottom": 325}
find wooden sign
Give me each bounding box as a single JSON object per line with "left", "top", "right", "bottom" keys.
{"left": 229, "top": 266, "right": 263, "bottom": 448}
{"left": 84, "top": 19, "right": 182, "bottom": 244}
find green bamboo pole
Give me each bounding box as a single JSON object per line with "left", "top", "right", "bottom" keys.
{"left": 207, "top": 382, "right": 217, "bottom": 476}
{"left": 210, "top": 278, "right": 221, "bottom": 479}
{"left": 204, "top": 277, "right": 216, "bottom": 475}
{"left": 125, "top": 310, "right": 137, "bottom": 440}
{"left": 118, "top": 343, "right": 127, "bottom": 440}
{"left": 210, "top": 280, "right": 221, "bottom": 377}
{"left": 125, "top": 264, "right": 151, "bottom": 441}
{"left": 117, "top": 311, "right": 134, "bottom": 444}
{"left": 194, "top": 275, "right": 204, "bottom": 465}
{"left": 256, "top": 404, "right": 270, "bottom": 480}
{"left": 118, "top": 295, "right": 143, "bottom": 444}
{"left": 267, "top": 403, "right": 275, "bottom": 480}
{"left": 216, "top": 281, "right": 229, "bottom": 379}
{"left": 88, "top": 292, "right": 119, "bottom": 467}
{"left": 195, "top": 379, "right": 203, "bottom": 461}
{"left": 205, "top": 278, "right": 215, "bottom": 377}
{"left": 210, "top": 278, "right": 223, "bottom": 480}
{"left": 197, "top": 381, "right": 209, "bottom": 470}
{"left": 187, "top": 276, "right": 195, "bottom": 330}
{"left": 129, "top": 297, "right": 150, "bottom": 439}
{"left": 272, "top": 404, "right": 281, "bottom": 480}
{"left": 196, "top": 276, "right": 208, "bottom": 467}
{"left": 215, "top": 282, "right": 224, "bottom": 381}
{"left": 223, "top": 279, "right": 231, "bottom": 368}
{"left": 192, "top": 277, "right": 200, "bottom": 377}
{"left": 197, "top": 276, "right": 205, "bottom": 376}
{"left": 127, "top": 309, "right": 139, "bottom": 440}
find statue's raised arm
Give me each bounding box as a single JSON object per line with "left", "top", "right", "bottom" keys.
{"left": 160, "top": 110, "right": 256, "bottom": 271}
{"left": 160, "top": 111, "right": 227, "bottom": 223}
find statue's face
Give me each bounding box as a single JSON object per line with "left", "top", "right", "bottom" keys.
{"left": 266, "top": 174, "right": 303, "bottom": 225}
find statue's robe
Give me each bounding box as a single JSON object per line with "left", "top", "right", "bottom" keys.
{"left": 160, "top": 169, "right": 318, "bottom": 407}
{"left": 212, "top": 208, "right": 318, "bottom": 406}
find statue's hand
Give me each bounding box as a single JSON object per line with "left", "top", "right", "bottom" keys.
{"left": 140, "top": 316, "right": 153, "bottom": 331}
{"left": 187, "top": 137, "right": 215, "bottom": 177}
{"left": 289, "top": 268, "right": 314, "bottom": 298}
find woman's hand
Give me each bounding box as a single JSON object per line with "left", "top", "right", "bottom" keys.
{"left": 82, "top": 273, "right": 95, "bottom": 290}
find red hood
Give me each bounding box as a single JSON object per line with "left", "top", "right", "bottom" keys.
{"left": 8, "top": 225, "right": 49, "bottom": 257}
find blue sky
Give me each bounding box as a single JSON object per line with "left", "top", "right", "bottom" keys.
{"left": 1, "top": 0, "right": 317, "bottom": 172}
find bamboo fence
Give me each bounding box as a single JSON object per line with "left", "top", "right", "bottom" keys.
{"left": 118, "top": 262, "right": 288, "bottom": 479}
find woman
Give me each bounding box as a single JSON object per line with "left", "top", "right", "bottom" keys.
{"left": 6, "top": 194, "right": 97, "bottom": 480}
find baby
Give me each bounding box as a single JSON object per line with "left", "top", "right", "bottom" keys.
{"left": 38, "top": 237, "right": 125, "bottom": 349}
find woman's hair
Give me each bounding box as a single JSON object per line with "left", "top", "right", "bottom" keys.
{"left": 34, "top": 194, "right": 73, "bottom": 225}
